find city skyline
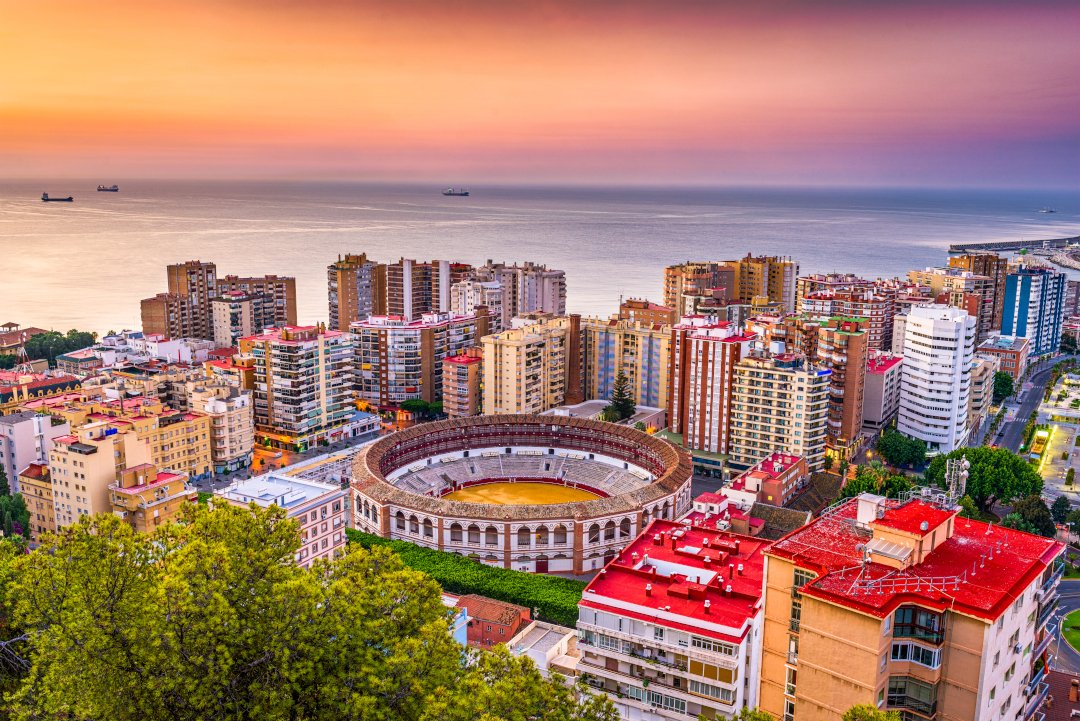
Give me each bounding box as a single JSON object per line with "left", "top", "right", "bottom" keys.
{"left": 3, "top": 0, "right": 1079, "bottom": 187}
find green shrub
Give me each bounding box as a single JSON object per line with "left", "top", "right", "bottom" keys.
{"left": 346, "top": 529, "right": 586, "bottom": 627}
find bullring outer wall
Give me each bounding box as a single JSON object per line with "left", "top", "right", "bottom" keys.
{"left": 350, "top": 414, "right": 694, "bottom": 575}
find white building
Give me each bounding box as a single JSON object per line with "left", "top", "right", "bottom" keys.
{"left": 0, "top": 411, "right": 71, "bottom": 494}
{"left": 897, "top": 304, "right": 976, "bottom": 454}
{"left": 577, "top": 518, "right": 767, "bottom": 720}
{"left": 450, "top": 280, "right": 506, "bottom": 332}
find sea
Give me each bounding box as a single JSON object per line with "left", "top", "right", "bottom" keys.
{"left": 0, "top": 181, "right": 1077, "bottom": 336}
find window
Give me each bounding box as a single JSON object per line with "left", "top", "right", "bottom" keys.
{"left": 783, "top": 700, "right": 795, "bottom": 721}
{"left": 890, "top": 642, "right": 941, "bottom": 669}
{"left": 893, "top": 606, "right": 944, "bottom": 643}
{"left": 688, "top": 680, "right": 735, "bottom": 703}
{"left": 785, "top": 667, "right": 797, "bottom": 696}
{"left": 887, "top": 676, "right": 937, "bottom": 717}
{"left": 654, "top": 627, "right": 665, "bottom": 642}
{"left": 989, "top": 686, "right": 995, "bottom": 701}
{"left": 691, "top": 636, "right": 736, "bottom": 656}
{"left": 1004, "top": 663, "right": 1015, "bottom": 682}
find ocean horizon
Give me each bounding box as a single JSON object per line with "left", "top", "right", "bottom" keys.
{"left": 1, "top": 180, "right": 1077, "bottom": 336}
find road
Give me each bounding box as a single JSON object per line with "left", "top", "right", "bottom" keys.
{"left": 1053, "top": 579, "right": 1080, "bottom": 674}
{"left": 997, "top": 359, "right": 1069, "bottom": 453}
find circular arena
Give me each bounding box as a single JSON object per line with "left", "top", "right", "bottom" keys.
{"left": 351, "top": 414, "right": 693, "bottom": 575}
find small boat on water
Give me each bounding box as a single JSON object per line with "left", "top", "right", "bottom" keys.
{"left": 442, "top": 188, "right": 470, "bottom": 196}
{"left": 41, "top": 193, "right": 73, "bottom": 202}
{"left": 97, "top": 184, "right": 119, "bottom": 192}
{"left": 1038, "top": 207, "right": 1056, "bottom": 214}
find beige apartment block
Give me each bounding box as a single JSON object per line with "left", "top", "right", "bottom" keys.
{"left": 49, "top": 423, "right": 153, "bottom": 529}
{"left": 481, "top": 316, "right": 575, "bottom": 414}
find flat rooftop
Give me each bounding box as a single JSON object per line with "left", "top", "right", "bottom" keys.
{"left": 768, "top": 495, "right": 1063, "bottom": 621}
{"left": 582, "top": 518, "right": 768, "bottom": 641}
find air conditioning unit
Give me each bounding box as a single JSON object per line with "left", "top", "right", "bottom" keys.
{"left": 1013, "top": 644, "right": 1022, "bottom": 654}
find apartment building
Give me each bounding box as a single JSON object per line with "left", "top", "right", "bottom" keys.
{"left": 481, "top": 315, "right": 577, "bottom": 414}
{"left": 949, "top": 252, "right": 1009, "bottom": 329}
{"left": 619, "top": 298, "right": 676, "bottom": 326}
{"left": 0, "top": 410, "right": 70, "bottom": 494}
{"left": 897, "top": 304, "right": 976, "bottom": 455}
{"left": 352, "top": 310, "right": 489, "bottom": 407}
{"left": 795, "top": 273, "right": 873, "bottom": 310}
{"left": 734, "top": 254, "right": 799, "bottom": 313}
{"left": 667, "top": 318, "right": 755, "bottom": 454}
{"left": 216, "top": 274, "right": 297, "bottom": 328}
{"left": 211, "top": 290, "right": 276, "bottom": 348}
{"left": 188, "top": 385, "right": 255, "bottom": 474}
{"left": 239, "top": 325, "right": 354, "bottom": 452}
{"left": 977, "top": 335, "right": 1030, "bottom": 380}
{"left": 327, "top": 253, "right": 385, "bottom": 331}
{"left": 48, "top": 422, "right": 152, "bottom": 529}
{"left": 217, "top": 473, "right": 349, "bottom": 568}
{"left": 109, "top": 462, "right": 195, "bottom": 533}
{"left": 1002, "top": 267, "right": 1066, "bottom": 356}
{"left": 473, "top": 260, "right": 567, "bottom": 319}
{"left": 383, "top": 258, "right": 473, "bottom": 321}
{"left": 760, "top": 491, "right": 1063, "bottom": 721}
{"left": 746, "top": 315, "right": 868, "bottom": 459}
{"left": 801, "top": 290, "right": 894, "bottom": 350}
{"left": 141, "top": 260, "right": 297, "bottom": 340}
{"left": 968, "top": 354, "right": 999, "bottom": 435}
{"left": 664, "top": 262, "right": 736, "bottom": 319}
{"left": 728, "top": 352, "right": 830, "bottom": 471}
{"left": 908, "top": 267, "right": 996, "bottom": 342}
{"left": 862, "top": 351, "right": 904, "bottom": 431}
{"left": 582, "top": 318, "right": 671, "bottom": 410}
{"left": 18, "top": 463, "right": 55, "bottom": 542}
{"left": 450, "top": 280, "right": 506, "bottom": 332}
{"left": 577, "top": 519, "right": 768, "bottom": 720}
{"left": 442, "top": 347, "right": 484, "bottom": 418}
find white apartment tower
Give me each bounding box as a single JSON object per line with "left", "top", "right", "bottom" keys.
{"left": 897, "top": 304, "right": 976, "bottom": 454}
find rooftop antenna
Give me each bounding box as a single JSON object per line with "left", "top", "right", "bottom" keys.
{"left": 944, "top": 455, "right": 970, "bottom": 507}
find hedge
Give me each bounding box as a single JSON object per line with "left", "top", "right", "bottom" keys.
{"left": 346, "top": 529, "right": 585, "bottom": 627}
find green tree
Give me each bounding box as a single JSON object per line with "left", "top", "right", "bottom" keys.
{"left": 0, "top": 493, "right": 30, "bottom": 539}
{"left": 1052, "top": 496, "right": 1073, "bottom": 524}
{"left": 822, "top": 455, "right": 835, "bottom": 472}
{"left": 840, "top": 463, "right": 914, "bottom": 500}
{"left": 0, "top": 465, "right": 8, "bottom": 496}
{"left": 837, "top": 458, "right": 850, "bottom": 479}
{"left": 634, "top": 421, "right": 647, "bottom": 431}
{"left": 1007, "top": 495, "right": 1058, "bottom": 537}
{"left": 1068, "top": 468, "right": 1076, "bottom": 487}
{"left": 992, "top": 371, "right": 1015, "bottom": 404}
{"left": 604, "top": 370, "right": 636, "bottom": 422}
{"left": 421, "top": 646, "right": 616, "bottom": 721}
{"left": 400, "top": 398, "right": 431, "bottom": 417}
{"left": 0, "top": 355, "right": 15, "bottom": 370}
{"left": 733, "top": 709, "right": 774, "bottom": 721}
{"left": 925, "top": 447, "right": 1043, "bottom": 513}
{"left": 21, "top": 329, "right": 97, "bottom": 367}
{"left": 958, "top": 495, "right": 980, "bottom": 520}
{"left": 0, "top": 504, "right": 609, "bottom": 721}
{"left": 875, "top": 429, "right": 926, "bottom": 468}
{"left": 843, "top": 705, "right": 901, "bottom": 721}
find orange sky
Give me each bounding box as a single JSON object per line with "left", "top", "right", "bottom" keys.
{"left": 3, "top": 1, "right": 1078, "bottom": 185}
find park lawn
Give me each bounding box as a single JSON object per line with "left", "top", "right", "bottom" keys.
{"left": 1064, "top": 610, "right": 1080, "bottom": 653}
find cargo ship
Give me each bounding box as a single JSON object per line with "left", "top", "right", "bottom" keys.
{"left": 41, "top": 193, "right": 73, "bottom": 202}
{"left": 442, "top": 188, "right": 470, "bottom": 196}
{"left": 97, "top": 184, "right": 119, "bottom": 192}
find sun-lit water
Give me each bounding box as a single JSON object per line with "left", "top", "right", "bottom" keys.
{"left": 0, "top": 180, "right": 1077, "bottom": 335}
{"left": 443, "top": 481, "right": 601, "bottom": 505}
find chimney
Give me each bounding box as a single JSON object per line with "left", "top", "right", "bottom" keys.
{"left": 725, "top": 585, "right": 733, "bottom": 595}
{"left": 735, "top": 539, "right": 741, "bottom": 554}
{"left": 704, "top": 600, "right": 711, "bottom": 614}
{"left": 642, "top": 554, "right": 649, "bottom": 566}
{"left": 738, "top": 563, "right": 744, "bottom": 576}
{"left": 729, "top": 563, "right": 735, "bottom": 578}
{"left": 645, "top": 583, "right": 652, "bottom": 597}
{"left": 653, "top": 533, "right": 662, "bottom": 546}
{"left": 1070, "top": 679, "right": 1079, "bottom": 702}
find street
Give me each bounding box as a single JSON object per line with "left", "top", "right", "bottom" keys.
{"left": 996, "top": 358, "right": 1070, "bottom": 453}
{"left": 1053, "top": 579, "right": 1080, "bottom": 674}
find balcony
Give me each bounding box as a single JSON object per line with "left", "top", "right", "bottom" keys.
{"left": 1023, "top": 681, "right": 1049, "bottom": 720}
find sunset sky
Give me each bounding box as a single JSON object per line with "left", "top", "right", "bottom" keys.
{"left": 3, "top": 0, "right": 1078, "bottom": 186}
